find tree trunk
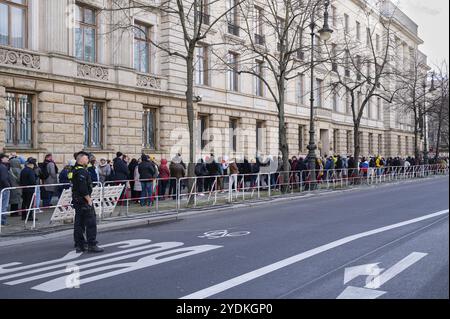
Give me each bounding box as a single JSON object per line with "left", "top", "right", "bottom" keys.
{"left": 353, "top": 123, "right": 360, "bottom": 169}
{"left": 185, "top": 49, "right": 196, "bottom": 206}
{"left": 278, "top": 80, "right": 290, "bottom": 193}
{"left": 435, "top": 107, "right": 443, "bottom": 161}
{"left": 186, "top": 52, "right": 195, "bottom": 178}
{"left": 414, "top": 114, "right": 420, "bottom": 160}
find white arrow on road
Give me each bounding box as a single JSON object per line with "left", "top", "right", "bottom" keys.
{"left": 343, "top": 263, "right": 384, "bottom": 285}
{"left": 337, "top": 252, "right": 428, "bottom": 299}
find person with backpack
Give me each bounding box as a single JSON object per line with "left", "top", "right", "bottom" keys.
{"left": 58, "top": 159, "right": 74, "bottom": 198}
{"left": 40, "top": 153, "right": 58, "bottom": 208}
{"left": 138, "top": 154, "right": 155, "bottom": 207}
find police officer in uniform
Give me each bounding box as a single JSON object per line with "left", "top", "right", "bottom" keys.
{"left": 72, "top": 151, "right": 103, "bottom": 253}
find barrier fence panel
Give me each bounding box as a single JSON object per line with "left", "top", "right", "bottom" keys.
{"left": 178, "top": 175, "right": 233, "bottom": 209}
{"left": 0, "top": 164, "right": 448, "bottom": 234}
{"left": 103, "top": 177, "right": 178, "bottom": 217}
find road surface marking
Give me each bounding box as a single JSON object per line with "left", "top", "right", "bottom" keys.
{"left": 365, "top": 252, "right": 427, "bottom": 289}
{"left": 343, "top": 263, "right": 383, "bottom": 285}
{"left": 336, "top": 286, "right": 386, "bottom": 299}
{"left": 180, "top": 209, "right": 449, "bottom": 299}
{"left": 337, "top": 252, "right": 428, "bottom": 298}
{"left": 198, "top": 230, "right": 251, "bottom": 239}
{"left": 0, "top": 239, "right": 222, "bottom": 292}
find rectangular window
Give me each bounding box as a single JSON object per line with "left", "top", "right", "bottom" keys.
{"left": 332, "top": 84, "right": 338, "bottom": 112}
{"left": 346, "top": 130, "right": 352, "bottom": 154}
{"left": 134, "top": 21, "right": 151, "bottom": 73}
{"left": 357, "top": 92, "right": 362, "bottom": 116}
{"left": 315, "top": 78, "right": 323, "bottom": 107}
{"left": 397, "top": 135, "right": 402, "bottom": 154}
{"left": 254, "top": 6, "right": 264, "bottom": 45}
{"left": 366, "top": 27, "right": 370, "bottom": 47}
{"left": 84, "top": 100, "right": 103, "bottom": 148}
{"left": 346, "top": 89, "right": 351, "bottom": 114}
{"left": 378, "top": 134, "right": 382, "bottom": 155}
{"left": 227, "top": 0, "right": 239, "bottom": 36}
{"left": 368, "top": 133, "right": 373, "bottom": 154}
{"left": 228, "top": 52, "right": 239, "bottom": 91}
{"left": 377, "top": 97, "right": 381, "bottom": 120}
{"left": 0, "top": 0, "right": 27, "bottom": 48}
{"left": 199, "top": 115, "right": 209, "bottom": 149}
{"left": 256, "top": 121, "right": 264, "bottom": 153}
{"left": 331, "top": 43, "right": 338, "bottom": 72}
{"left": 277, "top": 17, "right": 285, "bottom": 52}
{"left": 75, "top": 3, "right": 97, "bottom": 63}
{"left": 356, "top": 55, "right": 362, "bottom": 80}
{"left": 255, "top": 60, "right": 264, "bottom": 97}
{"left": 5, "top": 92, "right": 32, "bottom": 147}
{"left": 405, "top": 136, "right": 409, "bottom": 154}
{"left": 368, "top": 98, "right": 372, "bottom": 119}
{"left": 358, "top": 132, "right": 363, "bottom": 154}
{"left": 297, "top": 73, "right": 305, "bottom": 106}
{"left": 344, "top": 50, "right": 350, "bottom": 77}
{"left": 356, "top": 21, "right": 361, "bottom": 41}
{"left": 299, "top": 125, "right": 305, "bottom": 153}
{"left": 197, "top": 0, "right": 210, "bottom": 25}
{"left": 229, "top": 118, "right": 238, "bottom": 153}
{"left": 333, "top": 129, "right": 339, "bottom": 154}
{"left": 195, "top": 45, "right": 209, "bottom": 85}
{"left": 344, "top": 14, "right": 349, "bottom": 33}
{"left": 143, "top": 107, "right": 157, "bottom": 150}
{"left": 376, "top": 34, "right": 380, "bottom": 52}
{"left": 331, "top": 5, "right": 336, "bottom": 27}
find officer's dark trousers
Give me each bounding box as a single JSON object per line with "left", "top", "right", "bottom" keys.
{"left": 73, "top": 204, "right": 97, "bottom": 247}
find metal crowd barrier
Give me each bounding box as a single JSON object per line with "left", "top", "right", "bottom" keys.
{"left": 0, "top": 164, "right": 448, "bottom": 234}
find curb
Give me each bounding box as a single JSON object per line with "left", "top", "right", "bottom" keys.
{"left": 0, "top": 174, "right": 447, "bottom": 248}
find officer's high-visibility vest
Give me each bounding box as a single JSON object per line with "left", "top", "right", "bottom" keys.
{"left": 68, "top": 165, "right": 85, "bottom": 180}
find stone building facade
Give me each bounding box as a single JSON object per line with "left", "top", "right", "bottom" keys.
{"left": 0, "top": 0, "right": 427, "bottom": 165}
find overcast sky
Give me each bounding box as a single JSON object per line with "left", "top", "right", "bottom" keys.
{"left": 398, "top": 0, "right": 449, "bottom": 68}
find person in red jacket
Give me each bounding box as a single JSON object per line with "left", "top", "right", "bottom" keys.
{"left": 158, "top": 159, "right": 170, "bottom": 200}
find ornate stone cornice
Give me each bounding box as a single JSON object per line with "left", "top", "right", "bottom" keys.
{"left": 77, "top": 62, "right": 109, "bottom": 81}
{"left": 0, "top": 47, "right": 41, "bottom": 69}
{"left": 137, "top": 74, "right": 161, "bottom": 89}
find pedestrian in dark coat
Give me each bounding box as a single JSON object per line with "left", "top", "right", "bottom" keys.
{"left": 20, "top": 158, "right": 38, "bottom": 220}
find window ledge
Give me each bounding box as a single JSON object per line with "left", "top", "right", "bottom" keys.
{"left": 3, "top": 146, "right": 47, "bottom": 152}
{"left": 142, "top": 149, "right": 163, "bottom": 154}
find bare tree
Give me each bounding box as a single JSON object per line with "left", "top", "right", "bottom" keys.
{"left": 393, "top": 50, "right": 431, "bottom": 161}
{"left": 428, "top": 62, "right": 449, "bottom": 160}
{"left": 324, "top": 1, "right": 401, "bottom": 167}
{"left": 218, "top": 0, "right": 320, "bottom": 177}
{"left": 106, "top": 0, "right": 243, "bottom": 176}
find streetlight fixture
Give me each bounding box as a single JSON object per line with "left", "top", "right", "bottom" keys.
{"left": 307, "top": 0, "right": 333, "bottom": 188}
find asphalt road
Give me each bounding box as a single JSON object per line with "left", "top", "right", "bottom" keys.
{"left": 0, "top": 176, "right": 448, "bottom": 299}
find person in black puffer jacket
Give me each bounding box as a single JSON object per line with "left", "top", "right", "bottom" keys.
{"left": 113, "top": 152, "right": 129, "bottom": 182}
{"left": 138, "top": 154, "right": 155, "bottom": 207}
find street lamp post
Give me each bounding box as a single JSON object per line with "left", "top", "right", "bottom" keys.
{"left": 307, "top": 0, "right": 333, "bottom": 187}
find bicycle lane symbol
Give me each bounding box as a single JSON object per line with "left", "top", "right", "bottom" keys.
{"left": 198, "top": 230, "right": 251, "bottom": 239}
